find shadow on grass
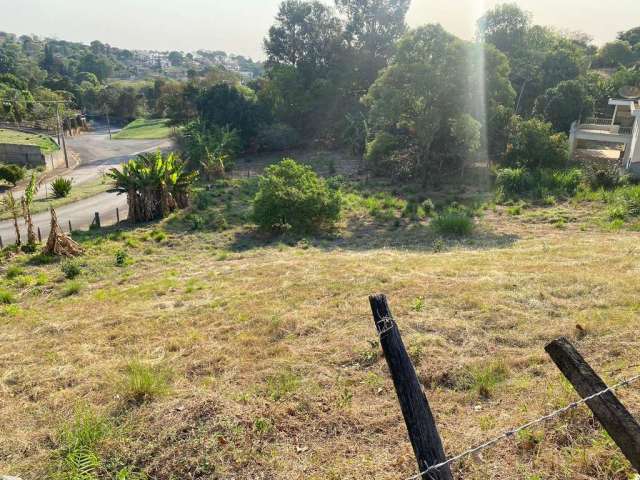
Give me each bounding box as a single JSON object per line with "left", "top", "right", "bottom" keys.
{"left": 227, "top": 216, "right": 519, "bottom": 254}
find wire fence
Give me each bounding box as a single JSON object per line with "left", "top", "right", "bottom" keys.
{"left": 1, "top": 204, "right": 127, "bottom": 248}
{"left": 405, "top": 371, "right": 640, "bottom": 480}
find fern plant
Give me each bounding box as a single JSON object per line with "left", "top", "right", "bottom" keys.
{"left": 62, "top": 446, "right": 101, "bottom": 480}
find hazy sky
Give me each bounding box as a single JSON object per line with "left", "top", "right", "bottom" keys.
{"left": 2, "top": 0, "right": 639, "bottom": 59}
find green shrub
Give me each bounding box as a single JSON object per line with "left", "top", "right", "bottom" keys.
{"left": 253, "top": 158, "right": 341, "bottom": 233}
{"left": 431, "top": 208, "right": 474, "bottom": 236}
{"left": 421, "top": 199, "right": 435, "bottom": 217}
{"left": 364, "top": 132, "right": 400, "bottom": 174}
{"left": 256, "top": 123, "right": 302, "bottom": 151}
{"left": 583, "top": 161, "right": 624, "bottom": 190}
{"left": 504, "top": 117, "right": 568, "bottom": 170}
{"left": 0, "top": 164, "right": 25, "bottom": 186}
{"left": 495, "top": 168, "right": 533, "bottom": 198}
{"left": 51, "top": 177, "right": 73, "bottom": 198}
{"left": 115, "top": 249, "right": 129, "bottom": 267}
{"left": 543, "top": 169, "right": 582, "bottom": 197}
{"left": 61, "top": 260, "right": 81, "bottom": 279}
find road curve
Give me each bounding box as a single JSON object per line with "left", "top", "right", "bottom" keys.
{"left": 0, "top": 123, "right": 173, "bottom": 245}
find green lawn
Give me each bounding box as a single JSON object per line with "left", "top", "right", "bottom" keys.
{"left": 0, "top": 129, "right": 59, "bottom": 154}
{"left": 113, "top": 118, "right": 172, "bottom": 140}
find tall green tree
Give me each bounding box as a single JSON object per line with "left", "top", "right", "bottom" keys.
{"left": 264, "top": 0, "right": 343, "bottom": 77}
{"left": 534, "top": 79, "right": 594, "bottom": 133}
{"left": 364, "top": 25, "right": 477, "bottom": 183}
{"left": 335, "top": 0, "right": 410, "bottom": 65}
{"left": 617, "top": 27, "right": 640, "bottom": 47}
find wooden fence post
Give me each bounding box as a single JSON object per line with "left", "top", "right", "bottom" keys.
{"left": 37, "top": 227, "right": 42, "bottom": 243}
{"left": 68, "top": 220, "right": 73, "bottom": 233}
{"left": 94, "top": 212, "right": 101, "bottom": 228}
{"left": 546, "top": 337, "right": 640, "bottom": 471}
{"left": 0, "top": 235, "right": 3, "bottom": 249}
{"left": 116, "top": 207, "right": 120, "bottom": 224}
{"left": 369, "top": 294, "right": 453, "bottom": 480}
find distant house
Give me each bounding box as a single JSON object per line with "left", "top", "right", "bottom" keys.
{"left": 570, "top": 97, "right": 640, "bottom": 174}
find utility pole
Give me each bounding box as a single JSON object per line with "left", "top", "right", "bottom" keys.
{"left": 105, "top": 106, "right": 112, "bottom": 140}
{"left": 57, "top": 104, "right": 69, "bottom": 168}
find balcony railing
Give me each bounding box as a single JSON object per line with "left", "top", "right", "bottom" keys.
{"left": 576, "top": 119, "right": 633, "bottom": 137}
{"left": 583, "top": 117, "right": 613, "bottom": 126}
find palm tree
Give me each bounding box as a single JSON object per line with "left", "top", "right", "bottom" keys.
{"left": 108, "top": 151, "right": 197, "bottom": 223}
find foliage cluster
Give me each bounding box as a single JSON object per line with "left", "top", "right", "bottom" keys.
{"left": 107, "top": 151, "right": 197, "bottom": 223}
{"left": 253, "top": 158, "right": 341, "bottom": 233}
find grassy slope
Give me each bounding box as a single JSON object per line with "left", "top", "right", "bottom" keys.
{"left": 113, "top": 118, "right": 171, "bottom": 140}
{"left": 0, "top": 166, "right": 638, "bottom": 479}
{"left": 0, "top": 128, "right": 59, "bottom": 154}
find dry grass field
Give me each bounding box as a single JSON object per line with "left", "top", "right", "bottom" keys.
{"left": 1, "top": 163, "right": 639, "bottom": 479}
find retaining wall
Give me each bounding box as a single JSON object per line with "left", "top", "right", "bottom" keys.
{"left": 0, "top": 143, "right": 65, "bottom": 170}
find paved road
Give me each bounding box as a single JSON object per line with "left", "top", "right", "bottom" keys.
{"left": 0, "top": 124, "right": 173, "bottom": 245}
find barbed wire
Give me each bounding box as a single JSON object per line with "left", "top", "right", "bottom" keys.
{"left": 405, "top": 371, "right": 640, "bottom": 480}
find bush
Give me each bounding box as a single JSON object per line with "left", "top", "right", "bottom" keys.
{"left": 61, "top": 260, "right": 81, "bottom": 279}
{"left": 505, "top": 118, "right": 568, "bottom": 170}
{"left": 256, "top": 123, "right": 302, "bottom": 152}
{"left": 583, "top": 161, "right": 624, "bottom": 190}
{"left": 431, "top": 208, "right": 474, "bottom": 236}
{"left": 495, "top": 167, "right": 583, "bottom": 200}
{"left": 253, "top": 158, "right": 341, "bottom": 233}
{"left": 51, "top": 177, "right": 73, "bottom": 198}
{"left": 495, "top": 168, "right": 533, "bottom": 198}
{"left": 364, "top": 132, "right": 400, "bottom": 175}
{"left": 115, "top": 249, "right": 129, "bottom": 267}
{"left": 0, "top": 164, "right": 25, "bottom": 186}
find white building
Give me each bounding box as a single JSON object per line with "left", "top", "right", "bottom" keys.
{"left": 570, "top": 97, "right": 640, "bottom": 174}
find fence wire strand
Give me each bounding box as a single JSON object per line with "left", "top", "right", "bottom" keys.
{"left": 405, "top": 371, "right": 640, "bottom": 480}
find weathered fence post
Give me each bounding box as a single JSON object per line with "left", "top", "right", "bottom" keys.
{"left": 37, "top": 227, "right": 42, "bottom": 243}
{"left": 116, "top": 207, "right": 120, "bottom": 224}
{"left": 94, "top": 212, "right": 101, "bottom": 228}
{"left": 0, "top": 235, "right": 4, "bottom": 249}
{"left": 545, "top": 337, "right": 640, "bottom": 471}
{"left": 68, "top": 220, "right": 73, "bottom": 233}
{"left": 369, "top": 294, "right": 453, "bottom": 480}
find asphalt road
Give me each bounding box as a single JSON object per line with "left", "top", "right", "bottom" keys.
{"left": 0, "top": 124, "right": 173, "bottom": 245}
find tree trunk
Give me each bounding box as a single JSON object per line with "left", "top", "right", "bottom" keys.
{"left": 12, "top": 210, "right": 21, "bottom": 246}
{"left": 43, "top": 208, "right": 83, "bottom": 257}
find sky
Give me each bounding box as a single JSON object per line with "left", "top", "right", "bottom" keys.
{"left": 2, "top": 0, "right": 639, "bottom": 59}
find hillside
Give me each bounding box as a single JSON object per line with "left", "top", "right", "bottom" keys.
{"left": 1, "top": 160, "right": 638, "bottom": 479}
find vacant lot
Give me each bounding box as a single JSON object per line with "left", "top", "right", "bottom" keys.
{"left": 113, "top": 119, "right": 172, "bottom": 140}
{"left": 0, "top": 129, "right": 59, "bottom": 153}
{"left": 0, "top": 164, "right": 638, "bottom": 479}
